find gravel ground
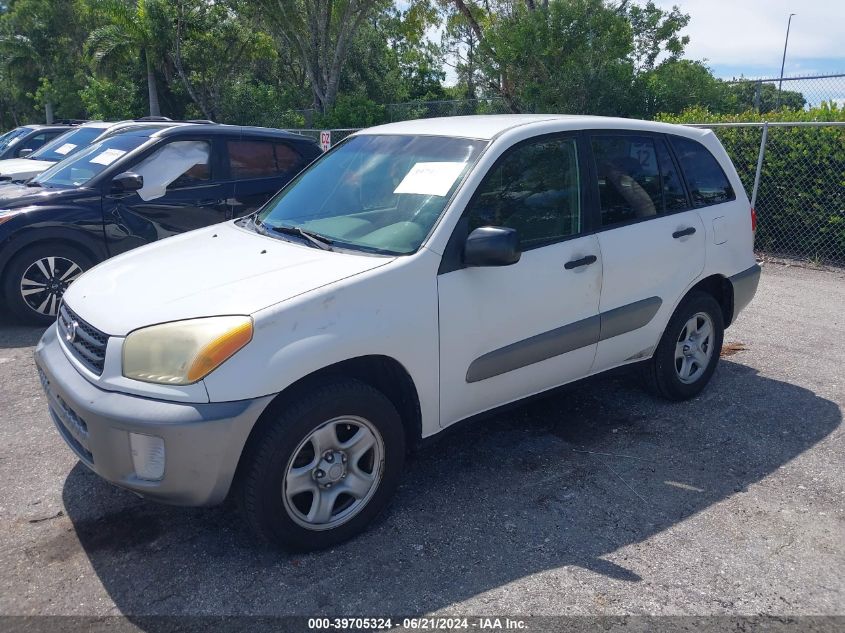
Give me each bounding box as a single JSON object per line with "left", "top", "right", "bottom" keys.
{"left": 0, "top": 263, "right": 842, "bottom": 621}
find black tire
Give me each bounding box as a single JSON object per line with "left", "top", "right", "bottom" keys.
{"left": 646, "top": 290, "right": 724, "bottom": 401}
{"left": 238, "top": 379, "right": 406, "bottom": 551}
{"left": 2, "top": 243, "right": 94, "bottom": 326}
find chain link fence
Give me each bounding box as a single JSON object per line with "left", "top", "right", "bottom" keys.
{"left": 385, "top": 98, "right": 510, "bottom": 122}
{"left": 722, "top": 73, "right": 845, "bottom": 111}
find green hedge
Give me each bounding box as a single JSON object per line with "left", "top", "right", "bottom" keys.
{"left": 658, "top": 105, "right": 845, "bottom": 264}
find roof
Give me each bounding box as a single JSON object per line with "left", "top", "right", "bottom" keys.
{"left": 357, "top": 114, "right": 709, "bottom": 141}
{"left": 146, "top": 124, "right": 315, "bottom": 143}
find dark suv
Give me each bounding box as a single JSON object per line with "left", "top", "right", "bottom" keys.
{"left": 0, "top": 123, "right": 321, "bottom": 323}
{"left": 0, "top": 124, "right": 77, "bottom": 160}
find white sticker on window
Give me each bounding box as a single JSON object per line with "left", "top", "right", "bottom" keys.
{"left": 393, "top": 161, "right": 467, "bottom": 197}
{"left": 55, "top": 143, "right": 77, "bottom": 155}
{"left": 90, "top": 148, "right": 126, "bottom": 166}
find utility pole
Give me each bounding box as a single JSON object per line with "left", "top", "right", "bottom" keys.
{"left": 776, "top": 13, "right": 796, "bottom": 109}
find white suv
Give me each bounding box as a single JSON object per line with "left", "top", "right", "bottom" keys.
{"left": 35, "top": 115, "right": 760, "bottom": 550}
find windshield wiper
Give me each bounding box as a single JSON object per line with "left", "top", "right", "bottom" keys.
{"left": 268, "top": 223, "right": 334, "bottom": 251}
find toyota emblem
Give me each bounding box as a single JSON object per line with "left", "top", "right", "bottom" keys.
{"left": 66, "top": 320, "right": 79, "bottom": 343}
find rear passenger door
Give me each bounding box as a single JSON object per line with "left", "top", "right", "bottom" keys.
{"left": 589, "top": 132, "right": 706, "bottom": 373}
{"left": 228, "top": 138, "right": 308, "bottom": 217}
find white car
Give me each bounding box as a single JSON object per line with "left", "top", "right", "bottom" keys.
{"left": 35, "top": 115, "right": 760, "bottom": 550}
{"left": 0, "top": 120, "right": 178, "bottom": 183}
{"left": 0, "top": 122, "right": 113, "bottom": 182}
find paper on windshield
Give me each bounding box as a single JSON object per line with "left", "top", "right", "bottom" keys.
{"left": 54, "top": 143, "right": 76, "bottom": 155}
{"left": 394, "top": 161, "right": 467, "bottom": 197}
{"left": 90, "top": 148, "right": 126, "bottom": 166}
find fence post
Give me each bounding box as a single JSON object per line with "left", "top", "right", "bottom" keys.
{"left": 750, "top": 121, "right": 769, "bottom": 208}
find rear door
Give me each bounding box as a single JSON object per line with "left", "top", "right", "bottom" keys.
{"left": 103, "top": 136, "right": 229, "bottom": 256}
{"left": 228, "top": 137, "right": 310, "bottom": 217}
{"left": 589, "top": 132, "right": 706, "bottom": 373}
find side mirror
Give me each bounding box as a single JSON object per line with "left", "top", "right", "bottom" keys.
{"left": 110, "top": 171, "right": 143, "bottom": 194}
{"left": 17, "top": 148, "right": 33, "bottom": 158}
{"left": 463, "top": 226, "right": 521, "bottom": 267}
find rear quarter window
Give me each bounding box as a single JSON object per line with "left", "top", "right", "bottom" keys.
{"left": 669, "top": 136, "right": 735, "bottom": 207}
{"left": 228, "top": 139, "right": 306, "bottom": 179}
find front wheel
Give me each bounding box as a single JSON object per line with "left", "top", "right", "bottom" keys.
{"left": 2, "top": 244, "right": 93, "bottom": 325}
{"left": 238, "top": 379, "right": 405, "bottom": 551}
{"left": 646, "top": 290, "right": 724, "bottom": 401}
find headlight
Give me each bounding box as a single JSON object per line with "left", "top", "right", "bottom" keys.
{"left": 122, "top": 316, "right": 253, "bottom": 385}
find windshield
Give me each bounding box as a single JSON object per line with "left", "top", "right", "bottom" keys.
{"left": 0, "top": 127, "right": 30, "bottom": 153}
{"left": 256, "top": 134, "right": 487, "bottom": 254}
{"left": 33, "top": 134, "right": 149, "bottom": 188}
{"left": 30, "top": 126, "right": 107, "bottom": 162}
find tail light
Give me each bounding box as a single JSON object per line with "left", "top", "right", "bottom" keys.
{"left": 750, "top": 206, "right": 757, "bottom": 233}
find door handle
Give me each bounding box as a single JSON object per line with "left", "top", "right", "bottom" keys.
{"left": 672, "top": 227, "right": 697, "bottom": 239}
{"left": 564, "top": 254, "right": 597, "bottom": 270}
{"left": 197, "top": 199, "right": 224, "bottom": 206}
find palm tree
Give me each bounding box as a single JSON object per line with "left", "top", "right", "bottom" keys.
{"left": 87, "top": 0, "right": 170, "bottom": 117}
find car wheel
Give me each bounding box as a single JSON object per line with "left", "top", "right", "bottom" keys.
{"left": 3, "top": 244, "right": 93, "bottom": 325}
{"left": 239, "top": 379, "right": 406, "bottom": 551}
{"left": 646, "top": 290, "right": 724, "bottom": 401}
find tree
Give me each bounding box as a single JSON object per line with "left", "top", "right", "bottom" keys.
{"left": 0, "top": 0, "right": 89, "bottom": 122}
{"left": 172, "top": 0, "right": 277, "bottom": 121}
{"left": 87, "top": 0, "right": 172, "bottom": 117}
{"left": 253, "top": 0, "right": 390, "bottom": 114}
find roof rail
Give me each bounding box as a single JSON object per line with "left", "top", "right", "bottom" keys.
{"left": 52, "top": 119, "right": 89, "bottom": 125}
{"left": 134, "top": 116, "right": 173, "bottom": 122}
{"left": 184, "top": 119, "right": 216, "bottom": 124}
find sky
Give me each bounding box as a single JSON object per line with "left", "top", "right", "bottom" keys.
{"left": 437, "top": 0, "right": 845, "bottom": 89}
{"left": 652, "top": 0, "right": 845, "bottom": 79}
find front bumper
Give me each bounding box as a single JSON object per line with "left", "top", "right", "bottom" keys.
{"left": 35, "top": 323, "right": 274, "bottom": 506}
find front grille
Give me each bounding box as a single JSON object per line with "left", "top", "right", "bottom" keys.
{"left": 57, "top": 302, "right": 109, "bottom": 375}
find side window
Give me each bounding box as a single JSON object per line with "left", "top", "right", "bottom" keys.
{"left": 465, "top": 137, "right": 581, "bottom": 248}
{"left": 17, "top": 132, "right": 50, "bottom": 155}
{"left": 227, "top": 139, "right": 305, "bottom": 179}
{"left": 655, "top": 137, "right": 688, "bottom": 211}
{"left": 133, "top": 140, "right": 212, "bottom": 201}
{"left": 592, "top": 135, "right": 662, "bottom": 226}
{"left": 669, "top": 136, "right": 735, "bottom": 207}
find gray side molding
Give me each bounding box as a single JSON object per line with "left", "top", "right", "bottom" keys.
{"left": 466, "top": 315, "right": 601, "bottom": 383}
{"left": 599, "top": 296, "right": 662, "bottom": 341}
{"left": 465, "top": 296, "right": 662, "bottom": 383}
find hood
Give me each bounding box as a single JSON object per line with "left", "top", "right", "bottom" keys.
{"left": 63, "top": 221, "right": 394, "bottom": 336}
{"left": 0, "top": 183, "right": 90, "bottom": 207}
{"left": 0, "top": 158, "right": 53, "bottom": 181}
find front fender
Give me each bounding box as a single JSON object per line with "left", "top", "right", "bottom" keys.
{"left": 202, "top": 254, "right": 442, "bottom": 438}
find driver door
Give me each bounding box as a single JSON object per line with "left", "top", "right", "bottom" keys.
{"left": 103, "top": 137, "right": 229, "bottom": 256}
{"left": 437, "top": 134, "right": 603, "bottom": 427}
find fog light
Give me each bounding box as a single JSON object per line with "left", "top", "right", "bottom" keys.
{"left": 129, "top": 433, "right": 165, "bottom": 481}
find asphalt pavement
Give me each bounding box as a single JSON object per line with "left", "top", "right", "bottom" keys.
{"left": 0, "top": 263, "right": 842, "bottom": 622}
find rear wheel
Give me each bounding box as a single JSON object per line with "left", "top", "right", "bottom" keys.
{"left": 239, "top": 379, "right": 405, "bottom": 551}
{"left": 646, "top": 290, "right": 724, "bottom": 400}
{"left": 3, "top": 244, "right": 92, "bottom": 325}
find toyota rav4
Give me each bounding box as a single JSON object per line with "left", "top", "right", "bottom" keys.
{"left": 35, "top": 115, "right": 760, "bottom": 550}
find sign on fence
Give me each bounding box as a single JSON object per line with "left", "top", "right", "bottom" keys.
{"left": 320, "top": 131, "right": 331, "bottom": 152}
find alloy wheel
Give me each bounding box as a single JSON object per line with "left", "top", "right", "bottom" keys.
{"left": 282, "top": 415, "right": 384, "bottom": 531}
{"left": 674, "top": 311, "right": 715, "bottom": 384}
{"left": 20, "top": 256, "right": 84, "bottom": 317}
